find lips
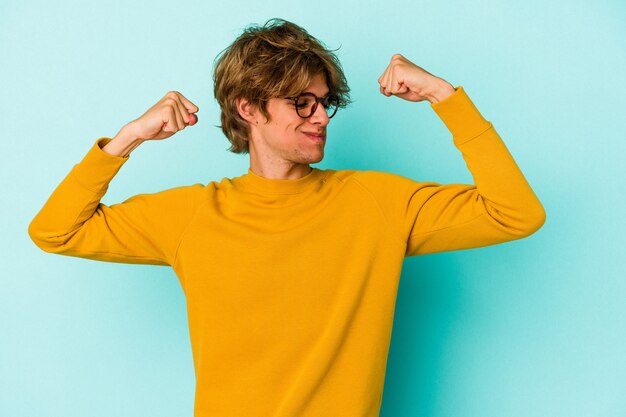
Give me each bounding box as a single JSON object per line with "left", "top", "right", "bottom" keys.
{"left": 303, "top": 132, "right": 326, "bottom": 140}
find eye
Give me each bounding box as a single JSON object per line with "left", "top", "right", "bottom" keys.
{"left": 297, "top": 96, "right": 314, "bottom": 106}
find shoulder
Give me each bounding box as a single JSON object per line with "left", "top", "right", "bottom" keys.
{"left": 350, "top": 169, "right": 423, "bottom": 189}
{"left": 124, "top": 183, "right": 210, "bottom": 213}
{"left": 318, "top": 168, "right": 410, "bottom": 184}
{"left": 334, "top": 169, "right": 443, "bottom": 201}
{"left": 316, "top": 169, "right": 434, "bottom": 203}
{"left": 146, "top": 182, "right": 207, "bottom": 198}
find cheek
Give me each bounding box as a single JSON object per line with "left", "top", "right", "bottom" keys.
{"left": 270, "top": 107, "right": 303, "bottom": 136}
{"left": 283, "top": 119, "right": 303, "bottom": 135}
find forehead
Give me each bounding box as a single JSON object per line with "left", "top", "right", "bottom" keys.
{"left": 301, "top": 73, "right": 330, "bottom": 96}
{"left": 266, "top": 73, "right": 330, "bottom": 110}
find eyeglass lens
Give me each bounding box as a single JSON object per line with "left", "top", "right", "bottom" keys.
{"left": 295, "top": 93, "right": 338, "bottom": 118}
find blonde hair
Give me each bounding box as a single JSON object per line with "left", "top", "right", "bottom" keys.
{"left": 212, "top": 18, "right": 352, "bottom": 154}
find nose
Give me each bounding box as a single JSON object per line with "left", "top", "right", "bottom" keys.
{"left": 310, "top": 102, "right": 330, "bottom": 125}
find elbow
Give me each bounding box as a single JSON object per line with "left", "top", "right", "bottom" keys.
{"left": 519, "top": 201, "right": 547, "bottom": 237}
{"left": 483, "top": 194, "right": 547, "bottom": 240}
{"left": 28, "top": 219, "right": 60, "bottom": 253}
{"left": 28, "top": 219, "right": 47, "bottom": 251}
{"left": 487, "top": 199, "right": 547, "bottom": 238}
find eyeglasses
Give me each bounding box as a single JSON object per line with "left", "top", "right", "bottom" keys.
{"left": 285, "top": 93, "right": 340, "bottom": 119}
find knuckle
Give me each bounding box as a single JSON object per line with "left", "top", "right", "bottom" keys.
{"left": 166, "top": 91, "right": 180, "bottom": 99}
{"left": 163, "top": 97, "right": 177, "bottom": 106}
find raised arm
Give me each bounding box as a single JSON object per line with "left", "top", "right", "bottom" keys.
{"left": 28, "top": 91, "right": 203, "bottom": 266}
{"left": 354, "top": 54, "right": 546, "bottom": 256}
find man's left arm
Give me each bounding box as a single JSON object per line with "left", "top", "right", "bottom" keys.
{"left": 373, "top": 54, "right": 546, "bottom": 256}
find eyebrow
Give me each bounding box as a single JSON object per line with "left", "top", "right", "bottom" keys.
{"left": 302, "top": 90, "right": 331, "bottom": 98}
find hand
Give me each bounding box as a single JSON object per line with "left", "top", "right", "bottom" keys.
{"left": 125, "top": 91, "right": 199, "bottom": 141}
{"left": 377, "top": 54, "right": 455, "bottom": 103}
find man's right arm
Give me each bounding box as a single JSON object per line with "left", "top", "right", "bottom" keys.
{"left": 27, "top": 91, "right": 202, "bottom": 266}
{"left": 27, "top": 135, "right": 205, "bottom": 266}
{"left": 102, "top": 124, "right": 145, "bottom": 158}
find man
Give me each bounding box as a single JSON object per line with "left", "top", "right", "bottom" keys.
{"left": 28, "top": 18, "right": 545, "bottom": 417}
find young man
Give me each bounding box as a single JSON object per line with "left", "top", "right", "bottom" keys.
{"left": 28, "top": 18, "right": 545, "bottom": 417}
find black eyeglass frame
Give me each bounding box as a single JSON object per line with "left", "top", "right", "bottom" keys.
{"left": 284, "top": 92, "right": 340, "bottom": 119}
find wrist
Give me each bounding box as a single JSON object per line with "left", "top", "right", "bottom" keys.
{"left": 102, "top": 124, "right": 144, "bottom": 158}
{"left": 427, "top": 78, "right": 456, "bottom": 104}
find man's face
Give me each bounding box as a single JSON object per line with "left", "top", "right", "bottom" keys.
{"left": 249, "top": 73, "right": 331, "bottom": 168}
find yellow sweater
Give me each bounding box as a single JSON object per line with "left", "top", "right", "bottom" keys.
{"left": 28, "top": 86, "right": 545, "bottom": 417}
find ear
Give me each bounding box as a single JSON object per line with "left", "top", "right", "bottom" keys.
{"left": 236, "top": 97, "right": 260, "bottom": 125}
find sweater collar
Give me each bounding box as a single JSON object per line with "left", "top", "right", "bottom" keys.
{"left": 232, "top": 167, "right": 325, "bottom": 195}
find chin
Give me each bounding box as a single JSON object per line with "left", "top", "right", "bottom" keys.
{"left": 309, "top": 153, "right": 325, "bottom": 164}
{"left": 293, "top": 149, "right": 324, "bottom": 164}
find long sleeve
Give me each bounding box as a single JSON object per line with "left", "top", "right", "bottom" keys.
{"left": 353, "top": 85, "right": 546, "bottom": 257}
{"left": 28, "top": 137, "right": 205, "bottom": 266}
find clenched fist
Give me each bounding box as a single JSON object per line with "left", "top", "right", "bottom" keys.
{"left": 377, "top": 54, "right": 455, "bottom": 104}
{"left": 126, "top": 91, "right": 199, "bottom": 141}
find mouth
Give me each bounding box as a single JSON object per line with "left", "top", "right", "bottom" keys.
{"left": 303, "top": 132, "right": 326, "bottom": 142}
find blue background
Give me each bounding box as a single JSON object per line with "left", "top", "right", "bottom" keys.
{"left": 2, "top": 1, "right": 625, "bottom": 416}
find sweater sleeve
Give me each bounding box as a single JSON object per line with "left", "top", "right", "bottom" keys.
{"left": 28, "top": 137, "right": 205, "bottom": 266}
{"left": 353, "top": 86, "right": 546, "bottom": 257}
